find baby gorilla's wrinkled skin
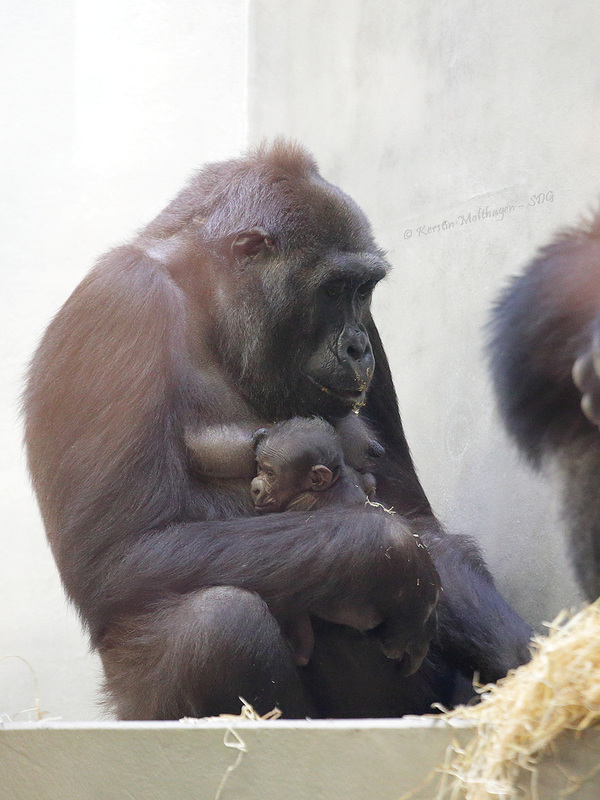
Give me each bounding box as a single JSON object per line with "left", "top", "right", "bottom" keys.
{"left": 251, "top": 445, "right": 334, "bottom": 513}
{"left": 251, "top": 417, "right": 378, "bottom": 513}
{"left": 250, "top": 417, "right": 384, "bottom": 665}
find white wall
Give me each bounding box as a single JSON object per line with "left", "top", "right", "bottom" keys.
{"left": 0, "top": 0, "right": 248, "bottom": 721}
{"left": 2, "top": 0, "right": 599, "bottom": 722}
{"left": 249, "top": 0, "right": 598, "bottom": 624}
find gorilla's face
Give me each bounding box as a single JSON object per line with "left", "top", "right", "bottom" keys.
{"left": 210, "top": 177, "right": 389, "bottom": 421}
{"left": 300, "top": 250, "right": 386, "bottom": 414}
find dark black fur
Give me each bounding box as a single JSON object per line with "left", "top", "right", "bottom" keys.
{"left": 25, "top": 142, "right": 530, "bottom": 719}
{"left": 489, "top": 214, "right": 600, "bottom": 601}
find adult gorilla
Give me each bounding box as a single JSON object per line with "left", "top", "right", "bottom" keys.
{"left": 24, "top": 142, "right": 530, "bottom": 719}
{"left": 489, "top": 212, "right": 600, "bottom": 603}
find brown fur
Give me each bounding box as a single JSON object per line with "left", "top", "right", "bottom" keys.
{"left": 24, "top": 142, "right": 529, "bottom": 719}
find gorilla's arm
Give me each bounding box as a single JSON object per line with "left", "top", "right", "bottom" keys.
{"left": 363, "top": 318, "right": 532, "bottom": 680}
{"left": 488, "top": 221, "right": 600, "bottom": 599}
{"left": 89, "top": 509, "right": 440, "bottom": 663}
{"left": 362, "top": 319, "right": 433, "bottom": 518}
{"left": 25, "top": 251, "right": 439, "bottom": 670}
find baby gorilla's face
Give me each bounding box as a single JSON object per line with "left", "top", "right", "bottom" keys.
{"left": 251, "top": 455, "right": 307, "bottom": 512}
{"left": 251, "top": 433, "right": 337, "bottom": 513}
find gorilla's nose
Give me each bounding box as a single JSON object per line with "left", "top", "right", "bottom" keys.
{"left": 339, "top": 325, "right": 374, "bottom": 378}
{"left": 341, "top": 325, "right": 369, "bottom": 359}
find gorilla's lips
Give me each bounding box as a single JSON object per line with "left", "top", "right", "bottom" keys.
{"left": 305, "top": 375, "right": 369, "bottom": 408}
{"left": 325, "top": 386, "right": 367, "bottom": 407}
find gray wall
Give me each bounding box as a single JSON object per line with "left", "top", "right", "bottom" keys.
{"left": 0, "top": 0, "right": 248, "bottom": 721}
{"left": 2, "top": 0, "right": 599, "bottom": 721}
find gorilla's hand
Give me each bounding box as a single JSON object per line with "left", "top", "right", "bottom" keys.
{"left": 572, "top": 317, "right": 600, "bottom": 427}
{"left": 371, "top": 593, "right": 438, "bottom": 676}
{"left": 368, "top": 524, "right": 440, "bottom": 675}
{"left": 310, "top": 517, "right": 440, "bottom": 676}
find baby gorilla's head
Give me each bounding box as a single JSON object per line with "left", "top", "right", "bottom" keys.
{"left": 251, "top": 418, "right": 343, "bottom": 512}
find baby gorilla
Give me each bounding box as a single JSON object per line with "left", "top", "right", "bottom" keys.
{"left": 251, "top": 417, "right": 385, "bottom": 666}
{"left": 185, "top": 414, "right": 387, "bottom": 667}
{"left": 251, "top": 417, "right": 379, "bottom": 513}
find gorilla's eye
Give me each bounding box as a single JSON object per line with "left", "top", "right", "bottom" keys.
{"left": 357, "top": 281, "right": 375, "bottom": 301}
{"left": 324, "top": 281, "right": 345, "bottom": 299}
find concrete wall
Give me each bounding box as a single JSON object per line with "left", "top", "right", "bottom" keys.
{"left": 2, "top": 0, "right": 599, "bottom": 722}
{"left": 249, "top": 0, "right": 599, "bottom": 625}
{"left": 0, "top": 0, "right": 248, "bottom": 721}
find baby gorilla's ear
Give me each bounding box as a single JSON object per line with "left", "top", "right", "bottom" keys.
{"left": 310, "top": 465, "right": 334, "bottom": 492}
{"left": 251, "top": 428, "right": 268, "bottom": 449}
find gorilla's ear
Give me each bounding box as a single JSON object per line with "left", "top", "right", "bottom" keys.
{"left": 310, "top": 465, "right": 334, "bottom": 492}
{"left": 231, "top": 228, "right": 274, "bottom": 262}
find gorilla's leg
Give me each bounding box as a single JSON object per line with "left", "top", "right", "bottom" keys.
{"left": 100, "top": 586, "right": 312, "bottom": 719}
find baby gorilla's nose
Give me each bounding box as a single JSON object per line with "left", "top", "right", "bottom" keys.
{"left": 250, "top": 476, "right": 265, "bottom": 503}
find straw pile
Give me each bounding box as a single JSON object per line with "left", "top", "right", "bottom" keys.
{"left": 435, "top": 602, "right": 600, "bottom": 799}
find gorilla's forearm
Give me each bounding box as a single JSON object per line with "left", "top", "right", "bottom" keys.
{"left": 421, "top": 531, "right": 532, "bottom": 683}
{"left": 84, "top": 509, "right": 440, "bottom": 653}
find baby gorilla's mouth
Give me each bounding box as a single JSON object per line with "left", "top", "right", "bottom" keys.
{"left": 253, "top": 497, "right": 281, "bottom": 513}
{"left": 254, "top": 502, "right": 273, "bottom": 513}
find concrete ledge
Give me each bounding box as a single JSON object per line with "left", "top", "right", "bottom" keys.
{"left": 1, "top": 718, "right": 599, "bottom": 799}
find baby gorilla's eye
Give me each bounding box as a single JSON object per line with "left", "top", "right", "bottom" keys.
{"left": 266, "top": 470, "right": 275, "bottom": 479}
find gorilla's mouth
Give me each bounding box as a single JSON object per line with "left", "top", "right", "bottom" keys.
{"left": 304, "top": 374, "right": 367, "bottom": 406}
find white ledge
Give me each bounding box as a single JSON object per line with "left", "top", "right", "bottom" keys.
{"left": 1, "top": 718, "right": 599, "bottom": 799}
